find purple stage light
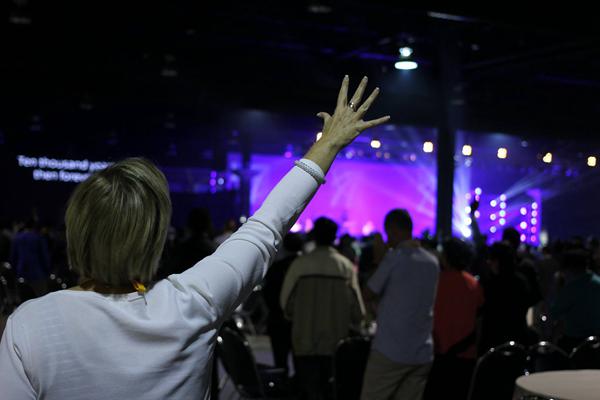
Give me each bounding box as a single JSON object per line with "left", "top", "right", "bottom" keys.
{"left": 249, "top": 154, "right": 436, "bottom": 237}
{"left": 520, "top": 207, "right": 527, "bottom": 215}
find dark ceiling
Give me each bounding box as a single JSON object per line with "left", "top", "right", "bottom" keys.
{"left": 3, "top": 1, "right": 600, "bottom": 154}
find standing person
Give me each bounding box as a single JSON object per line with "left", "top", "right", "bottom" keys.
{"left": 10, "top": 219, "right": 50, "bottom": 297}
{"left": 280, "top": 217, "right": 365, "bottom": 400}
{"left": 479, "top": 241, "right": 536, "bottom": 353}
{"left": 361, "top": 209, "right": 439, "bottom": 400}
{"left": 551, "top": 249, "right": 600, "bottom": 352}
{"left": 262, "top": 233, "right": 304, "bottom": 373}
{"left": 424, "top": 238, "right": 484, "bottom": 400}
{"left": 0, "top": 76, "right": 389, "bottom": 399}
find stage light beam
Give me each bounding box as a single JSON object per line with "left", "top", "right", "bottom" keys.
{"left": 542, "top": 152, "right": 553, "bottom": 164}
{"left": 497, "top": 147, "right": 508, "bottom": 159}
{"left": 462, "top": 145, "right": 472, "bottom": 156}
{"left": 588, "top": 156, "right": 597, "bottom": 167}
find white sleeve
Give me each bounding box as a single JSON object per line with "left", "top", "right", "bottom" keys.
{"left": 0, "top": 317, "right": 36, "bottom": 400}
{"left": 170, "top": 160, "right": 322, "bottom": 322}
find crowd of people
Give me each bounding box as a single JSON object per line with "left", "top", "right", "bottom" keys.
{"left": 1, "top": 80, "right": 599, "bottom": 400}
{"left": 3, "top": 204, "right": 600, "bottom": 399}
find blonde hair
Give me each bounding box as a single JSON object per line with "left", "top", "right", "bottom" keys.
{"left": 65, "top": 158, "right": 171, "bottom": 286}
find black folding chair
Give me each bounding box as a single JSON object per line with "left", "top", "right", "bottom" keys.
{"left": 332, "top": 336, "right": 371, "bottom": 400}
{"left": 468, "top": 341, "right": 528, "bottom": 400}
{"left": 527, "top": 341, "right": 570, "bottom": 373}
{"left": 570, "top": 336, "right": 600, "bottom": 369}
{"left": 216, "top": 327, "right": 289, "bottom": 399}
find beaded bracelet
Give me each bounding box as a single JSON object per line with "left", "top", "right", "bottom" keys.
{"left": 294, "top": 160, "right": 326, "bottom": 185}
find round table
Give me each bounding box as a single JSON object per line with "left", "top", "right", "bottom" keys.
{"left": 514, "top": 370, "right": 600, "bottom": 400}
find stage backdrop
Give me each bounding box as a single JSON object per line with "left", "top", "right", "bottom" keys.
{"left": 248, "top": 154, "right": 437, "bottom": 237}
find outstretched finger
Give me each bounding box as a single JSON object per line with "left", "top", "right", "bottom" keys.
{"left": 358, "top": 115, "right": 391, "bottom": 130}
{"left": 316, "top": 112, "right": 331, "bottom": 123}
{"left": 356, "top": 87, "right": 380, "bottom": 118}
{"left": 335, "top": 75, "right": 349, "bottom": 111}
{"left": 349, "top": 76, "right": 368, "bottom": 108}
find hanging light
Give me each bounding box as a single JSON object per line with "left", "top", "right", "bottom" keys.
{"left": 395, "top": 47, "right": 418, "bottom": 70}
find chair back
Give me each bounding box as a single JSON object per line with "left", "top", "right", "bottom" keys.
{"left": 468, "top": 341, "right": 527, "bottom": 400}
{"left": 333, "top": 336, "right": 371, "bottom": 400}
{"left": 216, "top": 327, "right": 264, "bottom": 398}
{"left": 527, "top": 341, "right": 570, "bottom": 373}
{"left": 570, "top": 336, "right": 600, "bottom": 369}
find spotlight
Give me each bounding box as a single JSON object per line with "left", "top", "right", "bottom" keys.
{"left": 520, "top": 222, "right": 528, "bottom": 230}
{"left": 490, "top": 200, "right": 497, "bottom": 207}
{"left": 395, "top": 47, "right": 418, "bottom": 70}
{"left": 423, "top": 141, "right": 434, "bottom": 153}
{"left": 316, "top": 132, "right": 322, "bottom": 141}
{"left": 499, "top": 218, "right": 506, "bottom": 226}
{"left": 542, "top": 152, "right": 553, "bottom": 164}
{"left": 497, "top": 147, "right": 508, "bottom": 159}
{"left": 499, "top": 210, "right": 506, "bottom": 217}
{"left": 520, "top": 207, "right": 527, "bottom": 216}
{"left": 399, "top": 47, "right": 413, "bottom": 57}
{"left": 520, "top": 234, "right": 526, "bottom": 242}
{"left": 500, "top": 202, "right": 506, "bottom": 210}
{"left": 588, "top": 156, "right": 597, "bottom": 167}
{"left": 500, "top": 194, "right": 507, "bottom": 201}
{"left": 490, "top": 214, "right": 497, "bottom": 221}
{"left": 532, "top": 202, "right": 538, "bottom": 210}
{"left": 531, "top": 210, "right": 538, "bottom": 217}
{"left": 475, "top": 188, "right": 482, "bottom": 195}
{"left": 462, "top": 145, "right": 473, "bottom": 156}
{"left": 370, "top": 139, "right": 382, "bottom": 149}
{"left": 395, "top": 61, "right": 418, "bottom": 70}
{"left": 531, "top": 218, "right": 537, "bottom": 225}
{"left": 490, "top": 226, "right": 497, "bottom": 233}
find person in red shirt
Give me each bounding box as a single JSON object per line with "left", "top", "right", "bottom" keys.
{"left": 425, "top": 238, "right": 484, "bottom": 400}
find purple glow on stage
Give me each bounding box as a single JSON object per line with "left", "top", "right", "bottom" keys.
{"left": 249, "top": 154, "right": 436, "bottom": 237}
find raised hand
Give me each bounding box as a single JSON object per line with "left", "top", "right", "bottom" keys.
{"left": 316, "top": 75, "right": 390, "bottom": 150}
{"left": 305, "top": 76, "right": 390, "bottom": 174}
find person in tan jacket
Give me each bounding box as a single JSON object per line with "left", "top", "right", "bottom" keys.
{"left": 280, "top": 217, "right": 365, "bottom": 400}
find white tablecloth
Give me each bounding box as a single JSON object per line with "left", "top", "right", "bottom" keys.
{"left": 514, "top": 370, "right": 600, "bottom": 400}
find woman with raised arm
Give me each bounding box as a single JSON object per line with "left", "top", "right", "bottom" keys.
{"left": 0, "top": 76, "right": 389, "bottom": 399}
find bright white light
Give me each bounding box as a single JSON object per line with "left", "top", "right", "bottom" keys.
{"left": 499, "top": 218, "right": 506, "bottom": 226}
{"left": 520, "top": 222, "right": 528, "bottom": 230}
{"left": 316, "top": 132, "right": 322, "bottom": 141}
{"left": 532, "top": 202, "right": 538, "bottom": 210}
{"left": 475, "top": 187, "right": 482, "bottom": 196}
{"left": 490, "top": 214, "right": 497, "bottom": 221}
{"left": 462, "top": 145, "right": 472, "bottom": 156}
{"left": 531, "top": 210, "right": 538, "bottom": 217}
{"left": 290, "top": 222, "right": 302, "bottom": 233}
{"left": 461, "top": 226, "right": 472, "bottom": 238}
{"left": 531, "top": 218, "right": 537, "bottom": 225}
{"left": 542, "top": 152, "right": 553, "bottom": 164}
{"left": 499, "top": 210, "right": 506, "bottom": 217}
{"left": 490, "top": 200, "right": 497, "bottom": 207}
{"left": 588, "top": 156, "right": 597, "bottom": 167}
{"left": 520, "top": 207, "right": 527, "bottom": 216}
{"left": 520, "top": 234, "right": 526, "bottom": 242}
{"left": 370, "top": 139, "right": 382, "bottom": 149}
{"left": 399, "top": 46, "right": 413, "bottom": 57}
{"left": 465, "top": 217, "right": 472, "bottom": 225}
{"left": 490, "top": 226, "right": 497, "bottom": 233}
{"left": 465, "top": 206, "right": 471, "bottom": 213}
{"left": 239, "top": 216, "right": 248, "bottom": 224}
{"left": 497, "top": 147, "right": 508, "bottom": 159}
{"left": 423, "top": 141, "right": 434, "bottom": 153}
{"left": 500, "top": 202, "right": 506, "bottom": 209}
{"left": 500, "top": 194, "right": 507, "bottom": 201}
{"left": 474, "top": 210, "right": 480, "bottom": 218}
{"left": 395, "top": 60, "right": 418, "bottom": 70}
